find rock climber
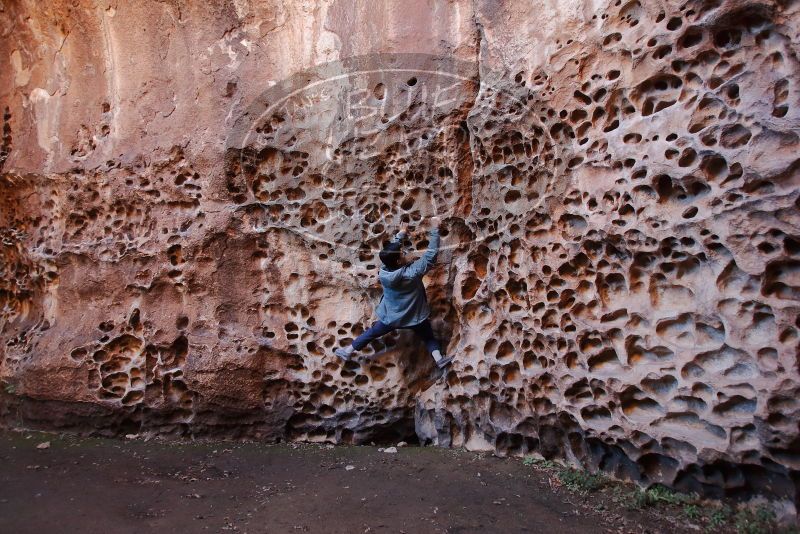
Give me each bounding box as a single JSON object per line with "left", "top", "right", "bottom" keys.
{"left": 335, "top": 216, "right": 454, "bottom": 369}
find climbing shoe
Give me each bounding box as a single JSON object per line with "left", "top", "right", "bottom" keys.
{"left": 436, "top": 355, "right": 454, "bottom": 369}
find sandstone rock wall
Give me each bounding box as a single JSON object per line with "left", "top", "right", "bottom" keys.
{"left": 1, "top": 0, "right": 799, "bottom": 504}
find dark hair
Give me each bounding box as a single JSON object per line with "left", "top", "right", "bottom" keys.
{"left": 379, "top": 240, "right": 402, "bottom": 270}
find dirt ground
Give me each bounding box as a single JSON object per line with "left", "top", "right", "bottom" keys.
{"left": 0, "top": 431, "right": 712, "bottom": 533}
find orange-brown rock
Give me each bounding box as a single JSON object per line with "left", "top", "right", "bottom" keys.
{"left": 1, "top": 0, "right": 799, "bottom": 507}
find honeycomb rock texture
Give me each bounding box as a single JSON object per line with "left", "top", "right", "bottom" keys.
{"left": 2, "top": 0, "right": 800, "bottom": 504}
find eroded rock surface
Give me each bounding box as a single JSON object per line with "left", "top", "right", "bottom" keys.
{"left": 1, "top": 0, "right": 799, "bottom": 504}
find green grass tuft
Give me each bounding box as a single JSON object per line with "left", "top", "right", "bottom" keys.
{"left": 706, "top": 505, "right": 733, "bottom": 531}
{"left": 733, "top": 505, "right": 776, "bottom": 534}
{"left": 610, "top": 484, "right": 697, "bottom": 511}
{"left": 557, "top": 467, "right": 607, "bottom": 494}
{"left": 521, "top": 456, "right": 558, "bottom": 469}
{"left": 640, "top": 484, "right": 697, "bottom": 506}
{"left": 684, "top": 503, "right": 701, "bottom": 521}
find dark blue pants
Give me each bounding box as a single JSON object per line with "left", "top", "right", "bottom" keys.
{"left": 352, "top": 319, "right": 441, "bottom": 354}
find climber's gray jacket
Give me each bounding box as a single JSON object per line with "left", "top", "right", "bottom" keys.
{"left": 375, "top": 227, "right": 440, "bottom": 327}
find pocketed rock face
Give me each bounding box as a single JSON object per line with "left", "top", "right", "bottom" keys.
{"left": 1, "top": 0, "right": 799, "bottom": 505}
{"left": 416, "top": 0, "right": 800, "bottom": 503}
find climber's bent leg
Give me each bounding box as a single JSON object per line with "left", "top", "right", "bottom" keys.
{"left": 351, "top": 320, "right": 395, "bottom": 351}
{"left": 336, "top": 320, "right": 394, "bottom": 362}
{"left": 410, "top": 319, "right": 453, "bottom": 369}
{"left": 409, "top": 320, "right": 451, "bottom": 369}
{"left": 409, "top": 319, "right": 440, "bottom": 355}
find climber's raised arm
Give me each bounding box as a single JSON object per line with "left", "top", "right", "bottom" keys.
{"left": 390, "top": 222, "right": 409, "bottom": 245}
{"left": 401, "top": 217, "right": 440, "bottom": 280}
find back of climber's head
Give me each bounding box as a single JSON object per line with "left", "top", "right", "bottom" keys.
{"left": 379, "top": 240, "right": 403, "bottom": 271}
